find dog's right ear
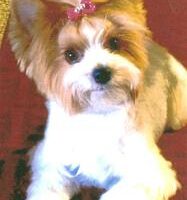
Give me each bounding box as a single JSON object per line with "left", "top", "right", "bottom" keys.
{"left": 10, "top": 0, "right": 46, "bottom": 34}
{"left": 9, "top": 0, "right": 47, "bottom": 75}
{"left": 9, "top": 0, "right": 66, "bottom": 75}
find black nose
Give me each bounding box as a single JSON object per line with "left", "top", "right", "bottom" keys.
{"left": 92, "top": 66, "right": 112, "bottom": 84}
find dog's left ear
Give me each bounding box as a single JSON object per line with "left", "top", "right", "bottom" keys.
{"left": 132, "top": 0, "right": 143, "bottom": 2}
{"left": 128, "top": 0, "right": 145, "bottom": 11}
{"left": 130, "top": 0, "right": 145, "bottom": 11}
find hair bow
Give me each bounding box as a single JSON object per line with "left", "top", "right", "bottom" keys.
{"left": 67, "top": 0, "right": 96, "bottom": 21}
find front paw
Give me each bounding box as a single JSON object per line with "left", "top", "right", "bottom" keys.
{"left": 100, "top": 188, "right": 150, "bottom": 200}
{"left": 26, "top": 191, "right": 70, "bottom": 200}
{"left": 99, "top": 171, "right": 180, "bottom": 200}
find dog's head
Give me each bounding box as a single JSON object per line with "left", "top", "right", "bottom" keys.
{"left": 9, "top": 0, "right": 150, "bottom": 113}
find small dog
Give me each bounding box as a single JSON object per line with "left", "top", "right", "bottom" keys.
{"left": 9, "top": 0, "right": 187, "bottom": 199}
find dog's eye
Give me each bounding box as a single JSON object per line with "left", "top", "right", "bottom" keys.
{"left": 108, "top": 37, "right": 120, "bottom": 51}
{"left": 64, "top": 49, "right": 80, "bottom": 64}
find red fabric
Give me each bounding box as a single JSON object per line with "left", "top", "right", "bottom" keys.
{"left": 0, "top": 39, "right": 47, "bottom": 152}
{"left": 145, "top": 0, "right": 187, "bottom": 65}
{"left": 0, "top": 1, "right": 186, "bottom": 199}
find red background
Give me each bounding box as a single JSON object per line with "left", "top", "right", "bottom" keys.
{"left": 0, "top": 0, "right": 187, "bottom": 199}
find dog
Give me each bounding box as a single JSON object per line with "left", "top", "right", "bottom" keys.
{"left": 9, "top": 0, "right": 187, "bottom": 199}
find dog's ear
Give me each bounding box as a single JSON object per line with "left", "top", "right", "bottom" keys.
{"left": 9, "top": 0, "right": 47, "bottom": 75}
{"left": 10, "top": 0, "right": 66, "bottom": 35}
{"left": 9, "top": 0, "right": 66, "bottom": 76}
{"left": 130, "top": 0, "right": 143, "bottom": 3}
{"left": 130, "top": 0, "right": 144, "bottom": 10}
{"left": 10, "top": 0, "right": 46, "bottom": 34}
{"left": 129, "top": 0, "right": 146, "bottom": 25}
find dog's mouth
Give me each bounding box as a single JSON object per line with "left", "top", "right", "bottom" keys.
{"left": 88, "top": 83, "right": 136, "bottom": 105}
{"left": 70, "top": 83, "right": 138, "bottom": 113}
{"left": 91, "top": 86, "right": 107, "bottom": 93}
{"left": 91, "top": 81, "right": 136, "bottom": 96}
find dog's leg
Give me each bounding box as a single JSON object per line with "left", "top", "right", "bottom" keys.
{"left": 26, "top": 165, "right": 78, "bottom": 200}
{"left": 166, "top": 54, "right": 187, "bottom": 131}
{"left": 26, "top": 143, "right": 79, "bottom": 200}
{"left": 25, "top": 189, "right": 71, "bottom": 200}
{"left": 101, "top": 134, "right": 180, "bottom": 200}
{"left": 100, "top": 181, "right": 151, "bottom": 200}
{"left": 26, "top": 165, "right": 79, "bottom": 200}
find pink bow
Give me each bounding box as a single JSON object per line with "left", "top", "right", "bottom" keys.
{"left": 67, "top": 0, "right": 96, "bottom": 21}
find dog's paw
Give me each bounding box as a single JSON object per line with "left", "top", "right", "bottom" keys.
{"left": 99, "top": 170, "right": 180, "bottom": 200}
{"left": 100, "top": 186, "right": 150, "bottom": 200}
{"left": 26, "top": 192, "right": 70, "bottom": 200}
{"left": 156, "top": 164, "right": 181, "bottom": 200}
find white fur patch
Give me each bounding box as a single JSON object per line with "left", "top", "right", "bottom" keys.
{"left": 28, "top": 100, "right": 179, "bottom": 200}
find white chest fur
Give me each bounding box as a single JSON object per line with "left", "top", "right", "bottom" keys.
{"left": 30, "top": 101, "right": 179, "bottom": 199}
{"left": 36, "top": 101, "right": 134, "bottom": 189}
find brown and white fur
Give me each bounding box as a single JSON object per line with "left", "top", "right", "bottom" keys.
{"left": 9, "top": 0, "right": 187, "bottom": 200}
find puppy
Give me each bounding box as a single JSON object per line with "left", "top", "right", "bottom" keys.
{"left": 9, "top": 0, "right": 187, "bottom": 199}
